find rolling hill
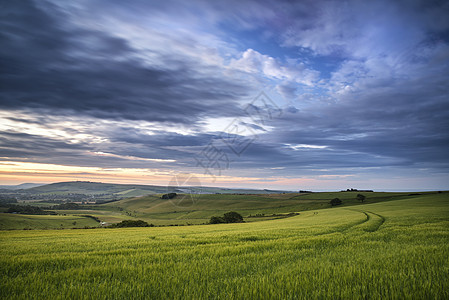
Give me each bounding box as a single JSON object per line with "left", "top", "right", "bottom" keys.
{"left": 2, "top": 188, "right": 444, "bottom": 228}
{"left": 21, "top": 181, "right": 292, "bottom": 198}
{"left": 1, "top": 192, "right": 448, "bottom": 298}
{"left": 2, "top": 181, "right": 446, "bottom": 228}
{"left": 91, "top": 191, "right": 433, "bottom": 225}
{"left": 0, "top": 183, "right": 44, "bottom": 190}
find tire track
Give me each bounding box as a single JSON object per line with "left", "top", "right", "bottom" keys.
{"left": 313, "top": 209, "right": 385, "bottom": 236}
{"left": 364, "top": 211, "right": 385, "bottom": 232}
{"left": 340, "top": 210, "right": 370, "bottom": 232}
{"left": 343, "top": 209, "right": 385, "bottom": 232}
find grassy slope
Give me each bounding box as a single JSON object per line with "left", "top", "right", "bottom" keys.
{"left": 97, "top": 191, "right": 424, "bottom": 225}
{"left": 24, "top": 181, "right": 166, "bottom": 196}
{"left": 0, "top": 193, "right": 448, "bottom": 299}
{"left": 0, "top": 191, "right": 443, "bottom": 228}
{"left": 0, "top": 214, "right": 99, "bottom": 230}
{"left": 22, "top": 181, "right": 289, "bottom": 197}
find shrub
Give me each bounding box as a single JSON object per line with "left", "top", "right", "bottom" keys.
{"left": 53, "top": 203, "right": 80, "bottom": 210}
{"left": 109, "top": 220, "right": 152, "bottom": 228}
{"left": 223, "top": 211, "right": 244, "bottom": 223}
{"left": 209, "top": 216, "right": 225, "bottom": 224}
{"left": 6, "top": 205, "right": 56, "bottom": 215}
{"left": 330, "top": 198, "right": 342, "bottom": 206}
{"left": 161, "top": 193, "right": 177, "bottom": 199}
{"left": 356, "top": 194, "right": 366, "bottom": 202}
{"left": 210, "top": 212, "right": 244, "bottom": 224}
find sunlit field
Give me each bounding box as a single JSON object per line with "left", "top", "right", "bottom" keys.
{"left": 1, "top": 193, "right": 448, "bottom": 299}
{"left": 1, "top": 191, "right": 425, "bottom": 228}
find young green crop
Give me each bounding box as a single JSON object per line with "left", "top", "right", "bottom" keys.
{"left": 1, "top": 193, "right": 448, "bottom": 299}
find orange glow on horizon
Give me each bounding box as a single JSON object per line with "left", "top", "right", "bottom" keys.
{"left": 0, "top": 160, "right": 305, "bottom": 188}
{"left": 0, "top": 160, "right": 374, "bottom": 190}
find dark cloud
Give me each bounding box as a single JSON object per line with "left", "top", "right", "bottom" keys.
{"left": 264, "top": 75, "right": 449, "bottom": 172}
{"left": 0, "top": 130, "right": 170, "bottom": 169}
{"left": 0, "top": 0, "right": 448, "bottom": 189}
{"left": 0, "top": 131, "right": 88, "bottom": 161}
{"left": 0, "top": 0, "right": 249, "bottom": 124}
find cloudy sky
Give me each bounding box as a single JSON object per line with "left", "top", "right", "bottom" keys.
{"left": 1, "top": 0, "right": 448, "bottom": 191}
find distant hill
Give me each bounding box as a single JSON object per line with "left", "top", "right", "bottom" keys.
{"left": 22, "top": 181, "right": 293, "bottom": 198}
{"left": 0, "top": 183, "right": 45, "bottom": 190}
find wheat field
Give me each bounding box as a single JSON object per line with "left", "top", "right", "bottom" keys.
{"left": 1, "top": 193, "right": 448, "bottom": 299}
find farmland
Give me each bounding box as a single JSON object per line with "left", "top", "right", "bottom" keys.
{"left": 1, "top": 192, "right": 448, "bottom": 299}
{"left": 0, "top": 187, "right": 430, "bottom": 229}
{"left": 0, "top": 214, "right": 99, "bottom": 230}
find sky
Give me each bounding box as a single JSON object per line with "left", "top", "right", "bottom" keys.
{"left": 0, "top": 0, "right": 448, "bottom": 191}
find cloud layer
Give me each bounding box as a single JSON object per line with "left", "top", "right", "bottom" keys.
{"left": 1, "top": 0, "right": 448, "bottom": 190}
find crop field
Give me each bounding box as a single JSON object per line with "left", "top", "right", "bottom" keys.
{"left": 2, "top": 191, "right": 431, "bottom": 228}
{"left": 94, "top": 191, "right": 428, "bottom": 225}
{"left": 1, "top": 192, "right": 448, "bottom": 299}
{"left": 0, "top": 214, "right": 100, "bottom": 230}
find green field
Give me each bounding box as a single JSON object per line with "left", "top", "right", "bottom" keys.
{"left": 1, "top": 192, "right": 448, "bottom": 299}
{"left": 0, "top": 191, "right": 443, "bottom": 228}
{"left": 0, "top": 214, "right": 100, "bottom": 230}
{"left": 82, "top": 191, "right": 430, "bottom": 226}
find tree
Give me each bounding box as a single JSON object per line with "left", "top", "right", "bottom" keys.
{"left": 330, "top": 198, "right": 342, "bottom": 206}
{"left": 223, "top": 211, "right": 244, "bottom": 223}
{"left": 53, "top": 202, "right": 80, "bottom": 210}
{"left": 6, "top": 204, "right": 56, "bottom": 215}
{"left": 161, "top": 193, "right": 177, "bottom": 199}
{"left": 110, "top": 220, "right": 152, "bottom": 228}
{"left": 209, "top": 216, "right": 225, "bottom": 224}
{"left": 209, "top": 212, "right": 244, "bottom": 224}
{"left": 356, "top": 194, "right": 366, "bottom": 202}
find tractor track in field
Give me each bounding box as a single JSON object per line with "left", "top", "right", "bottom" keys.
{"left": 342, "top": 209, "right": 385, "bottom": 233}
{"left": 312, "top": 210, "right": 370, "bottom": 236}
{"left": 364, "top": 211, "right": 385, "bottom": 232}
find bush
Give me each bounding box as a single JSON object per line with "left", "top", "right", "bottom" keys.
{"left": 223, "top": 211, "right": 244, "bottom": 223}
{"left": 109, "top": 220, "right": 152, "bottom": 228}
{"left": 52, "top": 203, "right": 80, "bottom": 210}
{"left": 209, "top": 216, "right": 225, "bottom": 224}
{"left": 356, "top": 194, "right": 366, "bottom": 202}
{"left": 6, "top": 205, "right": 56, "bottom": 215}
{"left": 330, "top": 198, "right": 342, "bottom": 206}
{"left": 210, "top": 212, "right": 244, "bottom": 224}
{"left": 161, "top": 193, "right": 177, "bottom": 199}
